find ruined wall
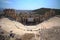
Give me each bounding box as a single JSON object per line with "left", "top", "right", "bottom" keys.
{"left": 3, "top": 9, "right": 56, "bottom": 25}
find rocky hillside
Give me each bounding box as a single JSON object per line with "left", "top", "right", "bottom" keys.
{"left": 32, "top": 8, "right": 60, "bottom": 15}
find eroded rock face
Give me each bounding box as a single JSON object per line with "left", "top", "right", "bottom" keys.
{"left": 40, "top": 26, "right": 60, "bottom": 40}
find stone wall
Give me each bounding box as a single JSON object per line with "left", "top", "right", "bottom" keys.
{"left": 3, "top": 9, "right": 56, "bottom": 25}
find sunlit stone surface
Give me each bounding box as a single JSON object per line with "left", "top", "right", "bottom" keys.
{"left": 0, "top": 15, "right": 60, "bottom": 40}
